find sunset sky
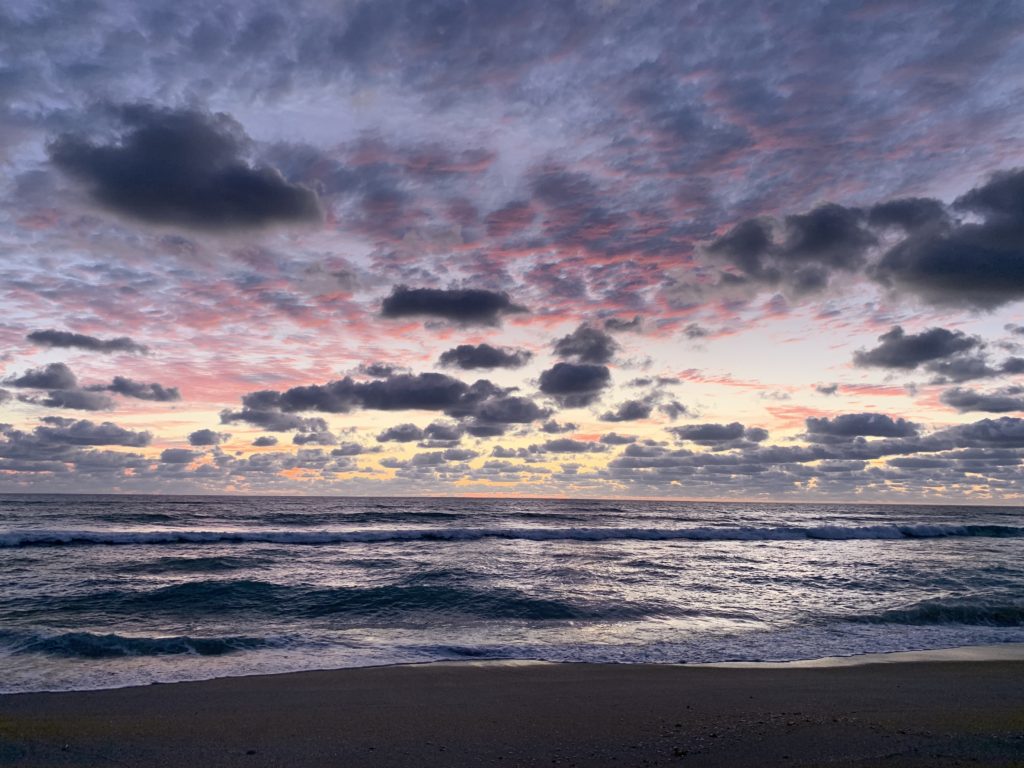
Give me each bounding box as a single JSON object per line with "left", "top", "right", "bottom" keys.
{"left": 1, "top": 0, "right": 1023, "bottom": 500}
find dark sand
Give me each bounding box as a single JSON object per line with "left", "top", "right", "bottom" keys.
{"left": 2, "top": 656, "right": 1023, "bottom": 767}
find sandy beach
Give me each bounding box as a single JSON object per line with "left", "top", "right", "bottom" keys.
{"left": 2, "top": 653, "right": 1023, "bottom": 767}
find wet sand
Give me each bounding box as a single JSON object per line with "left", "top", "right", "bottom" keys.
{"left": 2, "top": 656, "right": 1023, "bottom": 767}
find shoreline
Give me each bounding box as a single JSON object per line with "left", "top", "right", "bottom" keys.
{"left": 2, "top": 650, "right": 1023, "bottom": 766}
{"left": 5, "top": 641, "right": 1024, "bottom": 697}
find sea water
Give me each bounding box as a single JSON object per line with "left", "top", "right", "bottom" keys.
{"left": 1, "top": 494, "right": 1022, "bottom": 692}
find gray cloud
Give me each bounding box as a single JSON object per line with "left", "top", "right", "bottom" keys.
{"left": 381, "top": 287, "right": 527, "bottom": 326}
{"left": 438, "top": 343, "right": 532, "bottom": 370}
{"left": 6, "top": 363, "right": 78, "bottom": 390}
{"left": 599, "top": 399, "right": 652, "bottom": 422}
{"left": 49, "top": 104, "right": 321, "bottom": 230}
{"left": 940, "top": 387, "right": 1024, "bottom": 414}
{"left": 27, "top": 329, "right": 149, "bottom": 355}
{"left": 553, "top": 324, "right": 618, "bottom": 364}
{"left": 670, "top": 422, "right": 768, "bottom": 445}
{"left": 34, "top": 416, "right": 151, "bottom": 447}
{"left": 538, "top": 362, "right": 611, "bottom": 407}
{"left": 188, "top": 429, "right": 228, "bottom": 446}
{"left": 854, "top": 326, "right": 981, "bottom": 369}
{"left": 101, "top": 376, "right": 181, "bottom": 402}
{"left": 805, "top": 413, "right": 918, "bottom": 439}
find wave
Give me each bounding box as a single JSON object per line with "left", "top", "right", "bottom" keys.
{"left": 0, "top": 630, "right": 279, "bottom": 658}
{"left": 20, "top": 579, "right": 680, "bottom": 622}
{"left": 850, "top": 597, "right": 1024, "bottom": 627}
{"left": 2, "top": 523, "right": 1022, "bottom": 548}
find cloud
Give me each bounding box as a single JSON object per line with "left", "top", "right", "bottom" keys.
{"left": 229, "top": 371, "right": 548, "bottom": 438}
{"left": 6, "top": 363, "right": 78, "bottom": 390}
{"left": 377, "top": 423, "right": 424, "bottom": 442}
{"left": 220, "top": 409, "right": 330, "bottom": 433}
{"left": 540, "top": 419, "right": 577, "bottom": 434}
{"left": 868, "top": 198, "right": 949, "bottom": 232}
{"left": 552, "top": 324, "right": 618, "bottom": 364}
{"left": 101, "top": 376, "right": 181, "bottom": 402}
{"left": 48, "top": 104, "right": 321, "bottom": 230}
{"left": 535, "top": 438, "right": 607, "bottom": 454}
{"left": 599, "top": 399, "right": 652, "bottom": 422}
{"left": 816, "top": 383, "right": 839, "bottom": 396}
{"left": 293, "top": 431, "right": 337, "bottom": 445}
{"left": 805, "top": 413, "right": 918, "bottom": 439}
{"left": 940, "top": 386, "right": 1024, "bottom": 413}
{"left": 34, "top": 417, "right": 151, "bottom": 447}
{"left": 160, "top": 448, "right": 200, "bottom": 463}
{"left": 599, "top": 432, "right": 637, "bottom": 445}
{"left": 705, "top": 205, "right": 875, "bottom": 296}
{"left": 853, "top": 326, "right": 981, "bottom": 369}
{"left": 22, "top": 390, "right": 114, "bottom": 412}
{"left": 438, "top": 343, "right": 532, "bottom": 369}
{"left": 252, "top": 436, "right": 278, "bottom": 447}
{"left": 873, "top": 169, "right": 1024, "bottom": 308}
{"left": 669, "top": 422, "right": 768, "bottom": 445}
{"left": 26, "top": 329, "right": 149, "bottom": 355}
{"left": 852, "top": 326, "right": 1022, "bottom": 383}
{"left": 188, "top": 429, "right": 228, "bottom": 446}
{"left": 538, "top": 362, "right": 611, "bottom": 407}
{"left": 381, "top": 286, "right": 527, "bottom": 325}
{"left": 604, "top": 316, "right": 642, "bottom": 332}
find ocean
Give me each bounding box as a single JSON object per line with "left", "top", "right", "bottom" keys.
{"left": 2, "top": 494, "right": 1023, "bottom": 693}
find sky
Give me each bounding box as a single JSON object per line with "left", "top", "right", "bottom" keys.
{"left": 1, "top": 0, "right": 1023, "bottom": 501}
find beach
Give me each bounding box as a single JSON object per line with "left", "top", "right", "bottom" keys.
{"left": 3, "top": 654, "right": 1023, "bottom": 767}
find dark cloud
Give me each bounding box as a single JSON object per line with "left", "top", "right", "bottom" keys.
{"left": 873, "top": 169, "right": 1024, "bottom": 309}
{"left": 27, "top": 329, "right": 149, "bottom": 355}
{"left": 683, "top": 323, "right": 710, "bottom": 340}
{"left": 599, "top": 399, "right": 652, "bottom": 422}
{"left": 101, "top": 376, "right": 181, "bottom": 402}
{"left": 816, "top": 383, "right": 840, "bottom": 396}
{"left": 604, "top": 316, "right": 642, "bottom": 332}
{"left": 188, "top": 429, "right": 228, "bottom": 446}
{"left": 22, "top": 390, "right": 114, "bottom": 412}
{"left": 853, "top": 326, "right": 981, "bottom": 369}
{"left": 940, "top": 387, "right": 1024, "bottom": 413}
{"left": 438, "top": 343, "right": 532, "bottom": 370}
{"left": 293, "top": 431, "right": 337, "bottom": 445}
{"left": 658, "top": 401, "right": 690, "bottom": 420}
{"left": 599, "top": 432, "right": 636, "bottom": 445}
{"left": 422, "top": 421, "right": 464, "bottom": 443}
{"left": 48, "top": 104, "right": 321, "bottom": 230}
{"left": 6, "top": 363, "right": 78, "bottom": 390}
{"left": 35, "top": 417, "right": 151, "bottom": 447}
{"left": 160, "top": 448, "right": 200, "bottom": 463}
{"left": 470, "top": 395, "right": 550, "bottom": 425}
{"left": 780, "top": 204, "right": 876, "bottom": 271}
{"left": 670, "top": 423, "right": 768, "bottom": 445}
{"left": 805, "top": 413, "right": 919, "bottom": 439}
{"left": 538, "top": 362, "right": 611, "bottom": 407}
{"left": 553, "top": 324, "right": 618, "bottom": 364}
{"left": 868, "top": 198, "right": 949, "bottom": 232}
{"left": 358, "top": 363, "right": 403, "bottom": 378}
{"left": 230, "top": 372, "right": 547, "bottom": 439}
{"left": 381, "top": 286, "right": 526, "bottom": 325}
{"left": 220, "top": 408, "right": 330, "bottom": 433}
{"left": 377, "top": 423, "right": 424, "bottom": 442}
{"left": 252, "top": 436, "right": 278, "bottom": 447}
{"left": 540, "top": 419, "right": 577, "bottom": 434}
{"left": 535, "top": 439, "right": 607, "bottom": 454}
{"left": 704, "top": 206, "right": 874, "bottom": 296}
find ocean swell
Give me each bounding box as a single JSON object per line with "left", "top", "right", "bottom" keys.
{"left": 2, "top": 523, "right": 1021, "bottom": 548}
